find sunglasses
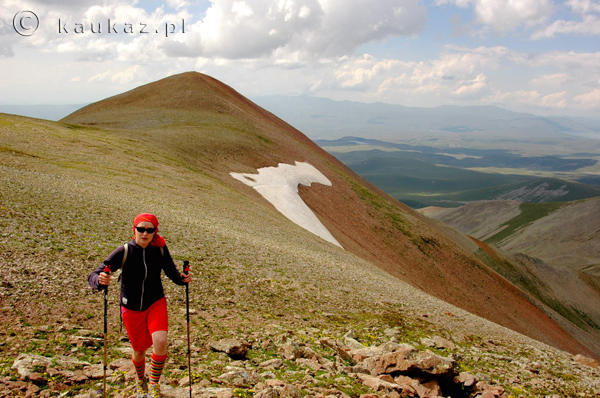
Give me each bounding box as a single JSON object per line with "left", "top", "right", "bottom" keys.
{"left": 135, "top": 226, "right": 156, "bottom": 234}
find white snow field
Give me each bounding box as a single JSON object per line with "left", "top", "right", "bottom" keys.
{"left": 230, "top": 161, "right": 343, "bottom": 248}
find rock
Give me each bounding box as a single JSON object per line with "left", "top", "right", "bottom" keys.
{"left": 345, "top": 365, "right": 371, "bottom": 375}
{"left": 355, "top": 374, "right": 401, "bottom": 393}
{"left": 473, "top": 382, "right": 506, "bottom": 398}
{"left": 254, "top": 387, "right": 280, "bottom": 398}
{"left": 377, "top": 375, "right": 395, "bottom": 384}
{"left": 260, "top": 380, "right": 301, "bottom": 398}
{"left": 68, "top": 335, "right": 103, "bottom": 348}
{"left": 199, "top": 387, "right": 234, "bottom": 398}
{"left": 344, "top": 336, "right": 367, "bottom": 351}
{"left": 218, "top": 368, "right": 260, "bottom": 386}
{"left": 421, "top": 336, "right": 456, "bottom": 351}
{"left": 68, "top": 370, "right": 89, "bottom": 383}
{"left": 280, "top": 340, "right": 303, "bottom": 360}
{"left": 109, "top": 358, "right": 132, "bottom": 371}
{"left": 209, "top": 339, "right": 251, "bottom": 358}
{"left": 319, "top": 337, "right": 353, "bottom": 363}
{"left": 362, "top": 346, "right": 456, "bottom": 377}
{"left": 265, "top": 379, "right": 286, "bottom": 388}
{"left": 28, "top": 372, "right": 46, "bottom": 384}
{"left": 11, "top": 353, "right": 91, "bottom": 379}
{"left": 420, "top": 380, "right": 442, "bottom": 397}
{"left": 179, "top": 375, "right": 191, "bottom": 387}
{"left": 434, "top": 336, "right": 456, "bottom": 350}
{"left": 574, "top": 354, "right": 599, "bottom": 368}
{"left": 350, "top": 346, "right": 389, "bottom": 364}
{"left": 393, "top": 376, "right": 418, "bottom": 396}
{"left": 260, "top": 359, "right": 283, "bottom": 369}
{"left": 279, "top": 384, "right": 301, "bottom": 398}
{"left": 454, "top": 372, "right": 477, "bottom": 388}
{"left": 83, "top": 364, "right": 104, "bottom": 380}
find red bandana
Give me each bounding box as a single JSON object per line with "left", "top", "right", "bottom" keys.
{"left": 133, "top": 213, "right": 166, "bottom": 247}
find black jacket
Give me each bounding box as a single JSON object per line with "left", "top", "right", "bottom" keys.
{"left": 88, "top": 240, "right": 185, "bottom": 311}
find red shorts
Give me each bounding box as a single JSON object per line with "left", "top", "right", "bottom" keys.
{"left": 122, "top": 297, "right": 168, "bottom": 352}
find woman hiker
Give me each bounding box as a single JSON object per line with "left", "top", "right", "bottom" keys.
{"left": 88, "top": 213, "right": 192, "bottom": 398}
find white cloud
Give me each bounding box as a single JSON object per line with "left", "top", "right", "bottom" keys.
{"left": 531, "top": 14, "right": 600, "bottom": 38}
{"left": 574, "top": 88, "right": 600, "bottom": 108}
{"left": 166, "top": 0, "right": 189, "bottom": 10}
{"left": 453, "top": 73, "right": 488, "bottom": 97}
{"left": 437, "top": 0, "right": 553, "bottom": 33}
{"left": 166, "top": 0, "right": 426, "bottom": 60}
{"left": 566, "top": 0, "right": 600, "bottom": 14}
{"left": 88, "top": 69, "right": 111, "bottom": 83}
{"left": 530, "top": 72, "right": 572, "bottom": 87}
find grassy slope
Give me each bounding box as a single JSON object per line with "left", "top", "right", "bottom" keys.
{"left": 1, "top": 73, "right": 598, "bottom": 395}
{"left": 426, "top": 199, "right": 600, "bottom": 357}
{"left": 53, "top": 73, "right": 593, "bottom": 361}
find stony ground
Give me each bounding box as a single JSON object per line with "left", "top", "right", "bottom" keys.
{"left": 1, "top": 111, "right": 599, "bottom": 398}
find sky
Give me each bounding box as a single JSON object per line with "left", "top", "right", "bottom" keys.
{"left": 1, "top": 0, "right": 600, "bottom": 117}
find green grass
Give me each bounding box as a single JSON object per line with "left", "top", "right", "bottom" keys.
{"left": 330, "top": 149, "right": 600, "bottom": 208}
{"left": 484, "top": 202, "right": 568, "bottom": 244}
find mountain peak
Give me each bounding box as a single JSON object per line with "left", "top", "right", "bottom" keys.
{"left": 61, "top": 72, "right": 258, "bottom": 128}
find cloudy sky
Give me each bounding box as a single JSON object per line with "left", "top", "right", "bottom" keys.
{"left": 1, "top": 0, "right": 599, "bottom": 117}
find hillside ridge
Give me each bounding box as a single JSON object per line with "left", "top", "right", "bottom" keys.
{"left": 424, "top": 198, "right": 600, "bottom": 357}
{"left": 57, "top": 72, "right": 599, "bottom": 359}
{"left": 1, "top": 72, "right": 599, "bottom": 396}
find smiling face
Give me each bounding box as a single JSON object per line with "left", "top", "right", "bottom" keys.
{"left": 134, "top": 221, "right": 156, "bottom": 248}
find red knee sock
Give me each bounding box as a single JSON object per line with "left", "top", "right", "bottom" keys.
{"left": 132, "top": 356, "right": 146, "bottom": 381}
{"left": 150, "top": 352, "right": 167, "bottom": 385}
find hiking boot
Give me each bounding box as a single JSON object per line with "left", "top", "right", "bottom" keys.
{"left": 136, "top": 377, "right": 148, "bottom": 398}
{"left": 148, "top": 382, "right": 161, "bottom": 398}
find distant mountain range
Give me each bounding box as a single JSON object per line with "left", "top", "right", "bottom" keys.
{"left": 6, "top": 95, "right": 600, "bottom": 141}
{"left": 253, "top": 95, "right": 600, "bottom": 141}
{"left": 0, "top": 104, "right": 85, "bottom": 121}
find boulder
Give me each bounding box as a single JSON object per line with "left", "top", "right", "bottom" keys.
{"left": 218, "top": 368, "right": 260, "bottom": 386}
{"left": 280, "top": 340, "right": 303, "bottom": 360}
{"left": 454, "top": 372, "right": 477, "bottom": 388}
{"left": 11, "top": 353, "right": 91, "bottom": 379}
{"left": 362, "top": 346, "right": 456, "bottom": 377}
{"left": 209, "top": 339, "right": 251, "bottom": 358}
{"left": 355, "top": 374, "right": 402, "bottom": 393}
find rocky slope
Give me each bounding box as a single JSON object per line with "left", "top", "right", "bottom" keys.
{"left": 61, "top": 72, "right": 593, "bottom": 358}
{"left": 423, "top": 199, "right": 600, "bottom": 357}
{"left": 0, "top": 72, "right": 598, "bottom": 397}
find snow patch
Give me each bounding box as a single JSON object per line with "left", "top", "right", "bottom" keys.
{"left": 230, "top": 161, "right": 342, "bottom": 248}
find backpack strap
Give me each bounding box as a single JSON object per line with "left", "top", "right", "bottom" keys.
{"left": 121, "top": 243, "right": 129, "bottom": 268}
{"left": 116, "top": 243, "right": 128, "bottom": 283}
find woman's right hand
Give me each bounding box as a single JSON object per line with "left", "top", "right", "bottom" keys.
{"left": 99, "top": 272, "right": 111, "bottom": 286}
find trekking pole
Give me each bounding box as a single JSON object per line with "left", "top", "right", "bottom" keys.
{"left": 102, "top": 264, "right": 111, "bottom": 398}
{"left": 183, "top": 260, "right": 192, "bottom": 398}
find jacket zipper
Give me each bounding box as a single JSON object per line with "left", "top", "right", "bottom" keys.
{"left": 140, "top": 247, "right": 148, "bottom": 310}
